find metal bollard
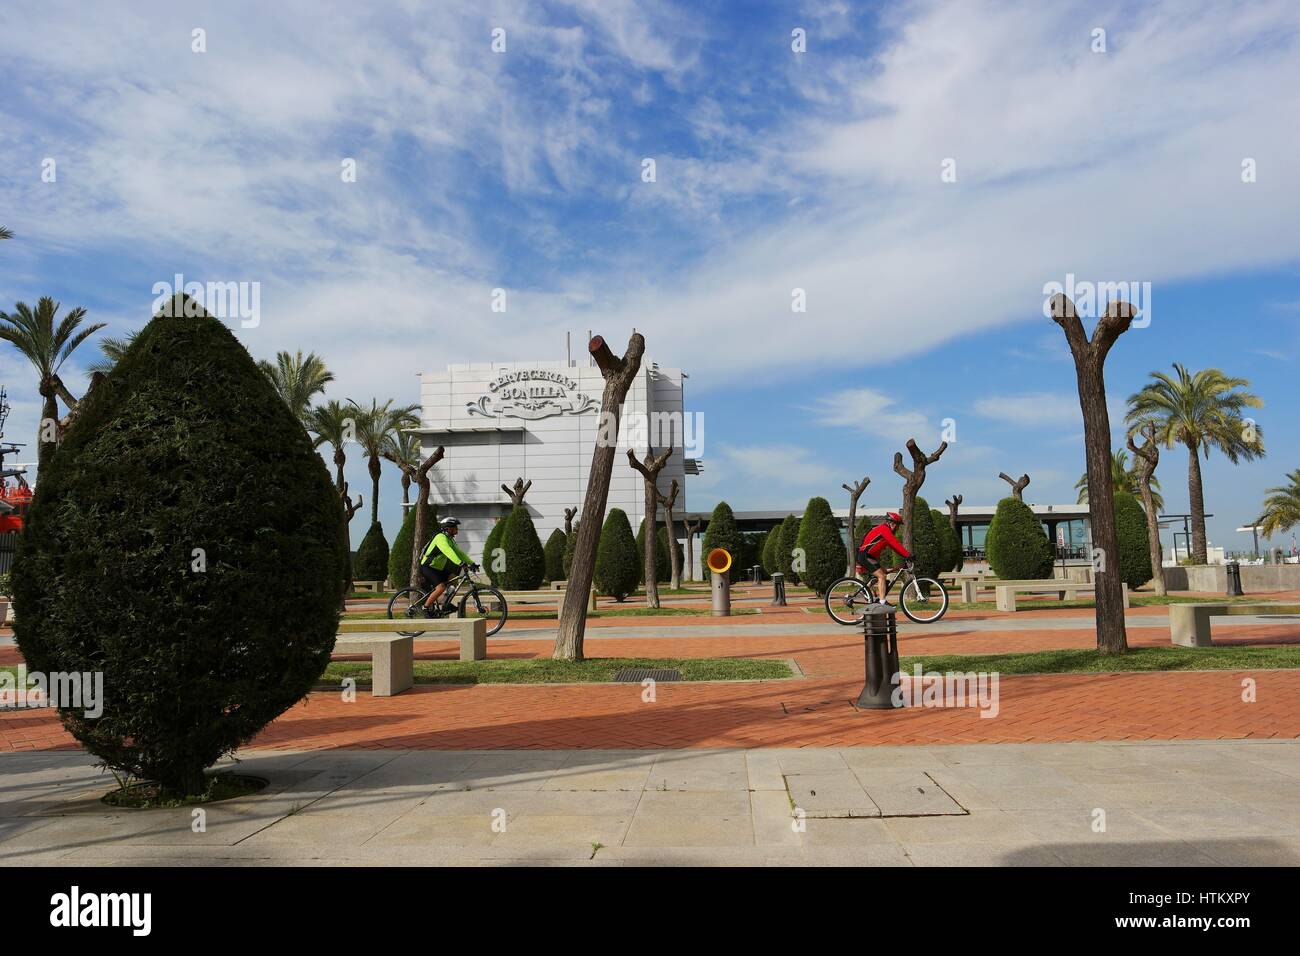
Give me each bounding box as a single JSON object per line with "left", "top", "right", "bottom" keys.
{"left": 1225, "top": 560, "right": 1244, "bottom": 596}
{"left": 856, "top": 605, "right": 903, "bottom": 710}
{"left": 771, "top": 572, "right": 787, "bottom": 607}
{"left": 707, "top": 548, "right": 732, "bottom": 617}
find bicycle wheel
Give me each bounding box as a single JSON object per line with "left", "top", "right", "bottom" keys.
{"left": 459, "top": 586, "right": 509, "bottom": 637}
{"left": 899, "top": 576, "right": 949, "bottom": 624}
{"left": 387, "top": 587, "right": 430, "bottom": 637}
{"left": 824, "top": 576, "right": 874, "bottom": 625}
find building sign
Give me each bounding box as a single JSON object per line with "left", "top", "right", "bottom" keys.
{"left": 466, "top": 370, "right": 597, "bottom": 421}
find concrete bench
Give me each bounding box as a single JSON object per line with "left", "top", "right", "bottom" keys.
{"left": 337, "top": 616, "right": 488, "bottom": 662}
{"left": 332, "top": 634, "right": 413, "bottom": 696}
{"left": 993, "top": 581, "right": 1129, "bottom": 612}
{"left": 497, "top": 586, "right": 598, "bottom": 611}
{"left": 1169, "top": 602, "right": 1300, "bottom": 647}
{"left": 550, "top": 580, "right": 567, "bottom": 591}
{"left": 352, "top": 580, "right": 384, "bottom": 593}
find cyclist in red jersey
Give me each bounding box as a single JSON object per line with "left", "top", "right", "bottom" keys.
{"left": 856, "top": 511, "right": 911, "bottom": 609}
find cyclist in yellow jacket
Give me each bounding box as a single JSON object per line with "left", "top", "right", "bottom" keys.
{"left": 418, "top": 517, "right": 478, "bottom": 616}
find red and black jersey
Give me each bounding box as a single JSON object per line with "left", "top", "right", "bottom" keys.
{"left": 858, "top": 522, "right": 911, "bottom": 561}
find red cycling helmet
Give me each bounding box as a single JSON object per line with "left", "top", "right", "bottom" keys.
{"left": 886, "top": 511, "right": 903, "bottom": 523}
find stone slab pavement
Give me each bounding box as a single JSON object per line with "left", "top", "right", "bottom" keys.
{"left": 2, "top": 740, "right": 1298, "bottom": 866}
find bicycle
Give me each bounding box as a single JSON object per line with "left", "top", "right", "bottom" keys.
{"left": 824, "top": 560, "right": 949, "bottom": 625}
{"left": 387, "top": 566, "right": 509, "bottom": 637}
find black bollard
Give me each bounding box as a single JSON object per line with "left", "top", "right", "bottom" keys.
{"left": 1226, "top": 560, "right": 1244, "bottom": 597}
{"left": 856, "top": 604, "right": 903, "bottom": 710}
{"left": 771, "top": 572, "right": 787, "bottom": 607}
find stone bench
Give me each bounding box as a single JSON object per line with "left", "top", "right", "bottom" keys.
{"left": 550, "top": 580, "right": 567, "bottom": 591}
{"left": 332, "top": 634, "right": 413, "bottom": 696}
{"left": 496, "top": 586, "right": 597, "bottom": 611}
{"left": 1169, "top": 602, "right": 1300, "bottom": 648}
{"left": 352, "top": 580, "right": 384, "bottom": 593}
{"left": 337, "top": 616, "right": 488, "bottom": 663}
{"left": 993, "top": 581, "right": 1128, "bottom": 612}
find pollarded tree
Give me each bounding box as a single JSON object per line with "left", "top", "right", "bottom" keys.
{"left": 1126, "top": 423, "right": 1165, "bottom": 595}
{"left": 777, "top": 513, "right": 801, "bottom": 583}
{"left": 483, "top": 516, "right": 509, "bottom": 586}
{"left": 1113, "top": 490, "right": 1153, "bottom": 590}
{"left": 627, "top": 447, "right": 672, "bottom": 607}
{"left": 701, "top": 501, "right": 742, "bottom": 576}
{"left": 893, "top": 439, "right": 948, "bottom": 552}
{"left": 998, "top": 472, "right": 1030, "bottom": 501}
{"left": 657, "top": 526, "right": 683, "bottom": 586}
{"left": 841, "top": 476, "right": 871, "bottom": 575}
{"left": 658, "top": 478, "right": 683, "bottom": 590}
{"left": 354, "top": 522, "right": 390, "bottom": 582}
{"left": 796, "top": 496, "right": 844, "bottom": 596}
{"left": 554, "top": 333, "right": 644, "bottom": 660}
{"left": 544, "top": 528, "right": 567, "bottom": 583}
{"left": 594, "top": 508, "right": 639, "bottom": 601}
{"left": 381, "top": 443, "right": 444, "bottom": 587}
{"left": 501, "top": 506, "right": 545, "bottom": 590}
{"left": 13, "top": 305, "right": 346, "bottom": 797}
{"left": 985, "top": 497, "right": 1053, "bottom": 580}
{"left": 635, "top": 517, "right": 671, "bottom": 584}
{"left": 563, "top": 519, "right": 580, "bottom": 579}
{"left": 944, "top": 495, "right": 964, "bottom": 571}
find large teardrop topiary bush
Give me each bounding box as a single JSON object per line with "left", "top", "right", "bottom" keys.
{"left": 796, "top": 496, "right": 844, "bottom": 596}
{"left": 635, "top": 517, "right": 670, "bottom": 584}
{"left": 13, "top": 305, "right": 347, "bottom": 797}
{"left": 543, "top": 528, "right": 567, "bottom": 583}
{"left": 388, "top": 507, "right": 417, "bottom": 589}
{"left": 700, "top": 501, "right": 742, "bottom": 577}
{"left": 483, "top": 516, "right": 509, "bottom": 586}
{"left": 1113, "top": 490, "right": 1153, "bottom": 590}
{"left": 985, "top": 496, "right": 1053, "bottom": 580}
{"left": 354, "top": 521, "right": 389, "bottom": 582}
{"left": 501, "top": 505, "right": 545, "bottom": 590}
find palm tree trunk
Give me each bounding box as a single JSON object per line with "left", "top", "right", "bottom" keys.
{"left": 369, "top": 455, "right": 381, "bottom": 527}
{"left": 1186, "top": 441, "right": 1208, "bottom": 564}
{"left": 36, "top": 389, "right": 58, "bottom": 473}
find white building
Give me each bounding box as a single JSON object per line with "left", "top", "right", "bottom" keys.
{"left": 411, "top": 359, "right": 700, "bottom": 559}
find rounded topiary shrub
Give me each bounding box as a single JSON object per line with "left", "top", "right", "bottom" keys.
{"left": 388, "top": 508, "right": 417, "bottom": 589}
{"left": 354, "top": 522, "right": 389, "bottom": 583}
{"left": 562, "top": 519, "right": 580, "bottom": 579}
{"left": 501, "top": 506, "right": 545, "bottom": 590}
{"left": 13, "top": 307, "right": 346, "bottom": 797}
{"left": 483, "top": 516, "right": 508, "bottom": 586}
{"left": 543, "top": 528, "right": 567, "bottom": 583}
{"left": 796, "top": 496, "right": 844, "bottom": 595}
{"left": 985, "top": 497, "right": 1053, "bottom": 580}
{"left": 701, "top": 501, "right": 742, "bottom": 577}
{"left": 595, "top": 508, "right": 639, "bottom": 601}
{"left": 1113, "top": 490, "right": 1153, "bottom": 589}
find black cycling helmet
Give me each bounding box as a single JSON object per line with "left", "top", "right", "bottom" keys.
{"left": 440, "top": 517, "right": 461, "bottom": 529}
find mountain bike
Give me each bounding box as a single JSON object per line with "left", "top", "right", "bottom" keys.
{"left": 387, "top": 566, "right": 509, "bottom": 637}
{"left": 824, "top": 560, "right": 949, "bottom": 625}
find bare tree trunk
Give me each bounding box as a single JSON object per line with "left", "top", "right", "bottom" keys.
{"left": 660, "top": 479, "right": 681, "bottom": 590}
{"left": 564, "top": 507, "right": 577, "bottom": 537}
{"left": 1186, "top": 441, "right": 1208, "bottom": 564}
{"left": 998, "top": 472, "right": 1031, "bottom": 500}
{"left": 628, "top": 447, "right": 672, "bottom": 608}
{"left": 1127, "top": 427, "right": 1166, "bottom": 595}
{"left": 1052, "top": 295, "right": 1137, "bottom": 654}
{"left": 36, "top": 385, "right": 58, "bottom": 473}
{"left": 553, "top": 333, "right": 645, "bottom": 660}
{"left": 842, "top": 476, "right": 870, "bottom": 575}
{"left": 502, "top": 477, "right": 532, "bottom": 506}
{"left": 684, "top": 518, "right": 701, "bottom": 583}
{"left": 384, "top": 446, "right": 445, "bottom": 587}
{"left": 945, "top": 494, "right": 964, "bottom": 571}
{"left": 893, "top": 439, "right": 948, "bottom": 553}
{"left": 340, "top": 481, "right": 363, "bottom": 595}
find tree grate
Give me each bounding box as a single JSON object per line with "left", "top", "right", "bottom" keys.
{"left": 613, "top": 668, "right": 682, "bottom": 683}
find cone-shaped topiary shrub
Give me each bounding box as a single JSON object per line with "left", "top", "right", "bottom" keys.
{"left": 354, "top": 521, "right": 389, "bottom": 583}
{"left": 543, "top": 528, "right": 567, "bottom": 583}
{"left": 636, "top": 518, "right": 670, "bottom": 584}
{"left": 595, "top": 508, "right": 639, "bottom": 601}
{"left": 483, "top": 516, "right": 509, "bottom": 586}
{"left": 1113, "top": 490, "right": 1153, "bottom": 590}
{"left": 796, "top": 496, "right": 844, "bottom": 595}
{"left": 13, "top": 305, "right": 347, "bottom": 797}
{"left": 501, "top": 506, "right": 545, "bottom": 590}
{"left": 562, "top": 519, "right": 580, "bottom": 579}
{"left": 701, "top": 501, "right": 742, "bottom": 578}
{"left": 986, "top": 497, "right": 1053, "bottom": 580}
{"left": 761, "top": 526, "right": 779, "bottom": 574}
{"left": 388, "top": 507, "right": 417, "bottom": 590}
{"left": 778, "top": 513, "right": 801, "bottom": 583}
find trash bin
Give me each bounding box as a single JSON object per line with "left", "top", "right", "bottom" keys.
{"left": 1225, "top": 560, "right": 1244, "bottom": 597}
{"left": 771, "top": 572, "right": 787, "bottom": 607}
{"left": 856, "top": 605, "right": 903, "bottom": 710}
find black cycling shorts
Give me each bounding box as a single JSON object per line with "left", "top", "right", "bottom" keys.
{"left": 419, "top": 565, "right": 453, "bottom": 589}
{"left": 856, "top": 550, "right": 881, "bottom": 572}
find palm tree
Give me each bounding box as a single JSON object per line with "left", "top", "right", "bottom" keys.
{"left": 86, "top": 331, "right": 139, "bottom": 376}
{"left": 1074, "top": 450, "right": 1164, "bottom": 513}
{"left": 387, "top": 431, "right": 422, "bottom": 506}
{"left": 0, "top": 226, "right": 13, "bottom": 241}
{"left": 0, "top": 297, "right": 105, "bottom": 471}
{"left": 258, "top": 351, "right": 334, "bottom": 423}
{"left": 1258, "top": 470, "right": 1300, "bottom": 538}
{"left": 1127, "top": 363, "right": 1264, "bottom": 564}
{"left": 348, "top": 399, "right": 419, "bottom": 526}
{"left": 304, "top": 400, "right": 354, "bottom": 491}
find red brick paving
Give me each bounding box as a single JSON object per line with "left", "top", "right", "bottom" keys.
{"left": 4, "top": 601, "right": 1299, "bottom": 752}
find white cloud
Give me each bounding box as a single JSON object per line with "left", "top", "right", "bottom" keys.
{"left": 973, "top": 392, "right": 1083, "bottom": 427}
{"left": 805, "top": 388, "right": 935, "bottom": 444}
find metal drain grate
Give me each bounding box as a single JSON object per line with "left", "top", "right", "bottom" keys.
{"left": 613, "top": 667, "right": 682, "bottom": 683}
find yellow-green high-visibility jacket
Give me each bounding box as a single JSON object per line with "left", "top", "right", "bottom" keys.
{"left": 420, "top": 531, "right": 473, "bottom": 571}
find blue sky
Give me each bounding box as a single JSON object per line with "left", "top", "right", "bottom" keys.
{"left": 1, "top": 0, "right": 1297, "bottom": 554}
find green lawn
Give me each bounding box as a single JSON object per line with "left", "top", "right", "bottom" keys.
{"left": 904, "top": 645, "right": 1300, "bottom": 675}
{"left": 320, "top": 656, "right": 794, "bottom": 685}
